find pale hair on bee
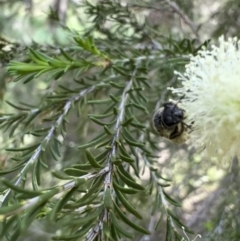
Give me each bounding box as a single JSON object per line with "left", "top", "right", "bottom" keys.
{"left": 153, "top": 101, "right": 193, "bottom": 144}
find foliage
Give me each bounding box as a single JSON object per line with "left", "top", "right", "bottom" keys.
{"left": 0, "top": 1, "right": 239, "bottom": 241}
{"left": 1, "top": 31, "right": 208, "bottom": 240}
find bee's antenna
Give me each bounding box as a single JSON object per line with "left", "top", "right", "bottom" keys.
{"left": 175, "top": 94, "right": 185, "bottom": 106}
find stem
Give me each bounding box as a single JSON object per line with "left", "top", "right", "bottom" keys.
{"left": 113, "top": 54, "right": 189, "bottom": 64}
{"left": 86, "top": 60, "right": 140, "bottom": 241}
{"left": 1, "top": 86, "right": 96, "bottom": 206}
{"left": 61, "top": 166, "right": 109, "bottom": 191}
{"left": 1, "top": 166, "right": 109, "bottom": 219}
{"left": 164, "top": 0, "right": 200, "bottom": 40}
{"left": 142, "top": 154, "right": 176, "bottom": 231}
{"left": 137, "top": 96, "right": 179, "bottom": 240}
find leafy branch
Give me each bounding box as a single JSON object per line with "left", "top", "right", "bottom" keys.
{"left": 0, "top": 21, "right": 209, "bottom": 240}
{"left": 0, "top": 85, "right": 97, "bottom": 206}
{"left": 86, "top": 60, "right": 141, "bottom": 241}
{"left": 7, "top": 37, "right": 110, "bottom": 83}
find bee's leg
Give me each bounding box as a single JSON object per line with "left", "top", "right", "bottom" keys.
{"left": 169, "top": 124, "right": 184, "bottom": 139}
{"left": 182, "top": 118, "right": 194, "bottom": 128}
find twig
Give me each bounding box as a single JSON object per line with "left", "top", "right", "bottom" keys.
{"left": 74, "top": 203, "right": 102, "bottom": 213}
{"left": 113, "top": 54, "right": 189, "bottom": 64}
{"left": 139, "top": 215, "right": 156, "bottom": 241}
{"left": 62, "top": 166, "right": 109, "bottom": 191}
{"left": 0, "top": 166, "right": 109, "bottom": 219}
{"left": 1, "top": 86, "right": 96, "bottom": 206}
{"left": 86, "top": 60, "right": 140, "bottom": 241}
{"left": 164, "top": 0, "right": 200, "bottom": 40}
{"left": 128, "top": 1, "right": 199, "bottom": 41}
{"left": 136, "top": 98, "right": 179, "bottom": 240}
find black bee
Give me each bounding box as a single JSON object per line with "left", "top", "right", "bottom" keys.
{"left": 153, "top": 102, "right": 192, "bottom": 144}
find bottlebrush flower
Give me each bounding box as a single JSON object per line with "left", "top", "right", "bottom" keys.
{"left": 170, "top": 36, "right": 240, "bottom": 160}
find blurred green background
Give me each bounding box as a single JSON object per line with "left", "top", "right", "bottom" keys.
{"left": 1, "top": 1, "right": 240, "bottom": 241}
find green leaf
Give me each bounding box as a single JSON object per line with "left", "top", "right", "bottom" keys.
{"left": 151, "top": 191, "right": 159, "bottom": 215}
{"left": 95, "top": 150, "right": 108, "bottom": 162}
{"left": 89, "top": 116, "right": 113, "bottom": 126}
{"left": 117, "top": 141, "right": 130, "bottom": 156}
{"left": 0, "top": 160, "right": 26, "bottom": 174}
{"left": 128, "top": 101, "right": 148, "bottom": 113}
{"left": 29, "top": 49, "right": 52, "bottom": 62}
{"left": 113, "top": 66, "right": 129, "bottom": 76}
{"left": 80, "top": 176, "right": 103, "bottom": 202}
{"left": 89, "top": 112, "right": 113, "bottom": 119}
{"left": 119, "top": 153, "right": 135, "bottom": 163}
{"left": 5, "top": 101, "right": 30, "bottom": 111}
{"left": 72, "top": 163, "right": 92, "bottom": 171}
{"left": 156, "top": 172, "right": 172, "bottom": 182}
{"left": 50, "top": 143, "right": 60, "bottom": 161}
{"left": 88, "top": 99, "right": 112, "bottom": 104}
{"left": 63, "top": 168, "right": 88, "bottom": 177}
{"left": 78, "top": 133, "right": 107, "bottom": 149}
{"left": 110, "top": 211, "right": 134, "bottom": 239}
{"left": 166, "top": 216, "right": 173, "bottom": 241}
{"left": 21, "top": 189, "right": 59, "bottom": 227}
{"left": 86, "top": 149, "right": 103, "bottom": 168}
{"left": 65, "top": 207, "right": 104, "bottom": 225}
{"left": 7, "top": 62, "right": 46, "bottom": 74}
{"left": 29, "top": 48, "right": 49, "bottom": 64}
{"left": 130, "top": 121, "right": 146, "bottom": 129}
{"left": 5, "top": 143, "right": 39, "bottom": 152}
{"left": 95, "top": 139, "right": 111, "bottom": 149}
{"left": 163, "top": 191, "right": 182, "bottom": 207}
{"left": 167, "top": 209, "right": 194, "bottom": 234}
{"left": 110, "top": 223, "right": 119, "bottom": 240}
{"left": 2, "top": 179, "right": 42, "bottom": 197}
{"left": 0, "top": 203, "right": 23, "bottom": 215}
{"left": 104, "top": 125, "right": 113, "bottom": 135}
{"left": 60, "top": 48, "right": 74, "bottom": 61}
{"left": 32, "top": 158, "right": 41, "bottom": 189}
{"left": 122, "top": 129, "right": 144, "bottom": 147}
{"left": 113, "top": 201, "right": 150, "bottom": 235}
{"left": 121, "top": 117, "right": 134, "bottom": 127}
{"left": 0, "top": 215, "right": 17, "bottom": 238}
{"left": 52, "top": 220, "right": 94, "bottom": 240}
{"left": 117, "top": 164, "right": 135, "bottom": 181}
{"left": 104, "top": 187, "right": 113, "bottom": 210}
{"left": 123, "top": 135, "right": 144, "bottom": 148}
{"left": 65, "top": 192, "right": 99, "bottom": 209}
{"left": 111, "top": 156, "right": 122, "bottom": 165}
{"left": 109, "top": 81, "right": 124, "bottom": 89}
{"left": 49, "top": 186, "right": 79, "bottom": 221}
{"left": 109, "top": 94, "right": 120, "bottom": 103}
{"left": 51, "top": 171, "right": 75, "bottom": 180}
{"left": 117, "top": 167, "right": 144, "bottom": 190}
{"left": 114, "top": 188, "right": 142, "bottom": 219}
{"left": 113, "top": 180, "right": 138, "bottom": 194}
{"left": 103, "top": 221, "right": 115, "bottom": 241}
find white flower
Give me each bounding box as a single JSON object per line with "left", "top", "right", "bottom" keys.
{"left": 170, "top": 36, "right": 240, "bottom": 161}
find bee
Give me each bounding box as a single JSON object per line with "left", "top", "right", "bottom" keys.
{"left": 153, "top": 102, "right": 192, "bottom": 144}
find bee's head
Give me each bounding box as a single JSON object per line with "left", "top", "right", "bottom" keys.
{"left": 162, "top": 102, "right": 184, "bottom": 126}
